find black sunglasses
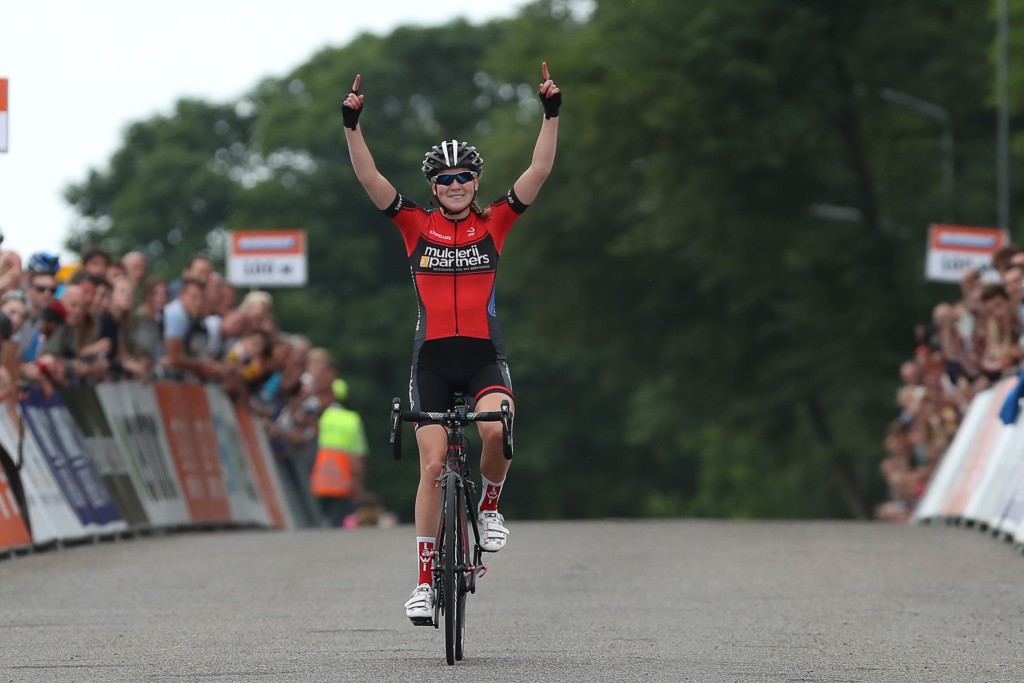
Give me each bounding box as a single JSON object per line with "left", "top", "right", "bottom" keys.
{"left": 33, "top": 284, "right": 58, "bottom": 294}
{"left": 433, "top": 171, "right": 477, "bottom": 186}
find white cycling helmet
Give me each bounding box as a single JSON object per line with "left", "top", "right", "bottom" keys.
{"left": 422, "top": 139, "right": 484, "bottom": 179}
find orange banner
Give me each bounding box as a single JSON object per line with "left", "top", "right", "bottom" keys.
{"left": 230, "top": 229, "right": 305, "bottom": 256}
{"left": 0, "top": 462, "right": 31, "bottom": 551}
{"left": 154, "top": 382, "right": 230, "bottom": 523}
{"left": 181, "top": 384, "right": 231, "bottom": 521}
{"left": 234, "top": 404, "right": 287, "bottom": 529}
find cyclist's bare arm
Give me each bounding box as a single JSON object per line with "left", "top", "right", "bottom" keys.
{"left": 513, "top": 62, "right": 560, "bottom": 206}
{"left": 342, "top": 74, "right": 398, "bottom": 210}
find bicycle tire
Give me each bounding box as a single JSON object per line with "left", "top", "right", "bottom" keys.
{"left": 455, "top": 483, "right": 469, "bottom": 661}
{"left": 443, "top": 479, "right": 459, "bottom": 665}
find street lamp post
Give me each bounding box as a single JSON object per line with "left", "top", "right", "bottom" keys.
{"left": 997, "top": 0, "right": 1010, "bottom": 230}
{"left": 880, "top": 87, "right": 955, "bottom": 222}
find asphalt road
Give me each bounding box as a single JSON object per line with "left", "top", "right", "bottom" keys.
{"left": 1, "top": 520, "right": 1023, "bottom": 682}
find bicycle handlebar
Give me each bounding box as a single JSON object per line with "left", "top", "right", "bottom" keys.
{"left": 390, "top": 397, "right": 514, "bottom": 461}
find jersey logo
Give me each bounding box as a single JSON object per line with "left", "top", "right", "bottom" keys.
{"left": 428, "top": 229, "right": 453, "bottom": 242}
{"left": 419, "top": 244, "right": 492, "bottom": 272}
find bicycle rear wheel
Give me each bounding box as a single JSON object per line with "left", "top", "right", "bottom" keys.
{"left": 454, "top": 485, "right": 469, "bottom": 661}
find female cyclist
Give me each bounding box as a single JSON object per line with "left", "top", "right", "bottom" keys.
{"left": 341, "top": 63, "right": 560, "bottom": 623}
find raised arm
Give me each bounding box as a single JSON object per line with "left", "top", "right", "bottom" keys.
{"left": 513, "top": 62, "right": 561, "bottom": 206}
{"left": 341, "top": 74, "right": 398, "bottom": 210}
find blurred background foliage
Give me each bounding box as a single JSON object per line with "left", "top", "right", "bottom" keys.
{"left": 62, "top": 0, "right": 1024, "bottom": 520}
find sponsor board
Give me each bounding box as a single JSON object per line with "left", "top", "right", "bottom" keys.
{"left": 227, "top": 229, "right": 307, "bottom": 287}
{"left": 925, "top": 224, "right": 1009, "bottom": 283}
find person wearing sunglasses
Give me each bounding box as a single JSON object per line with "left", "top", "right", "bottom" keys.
{"left": 16, "top": 263, "right": 60, "bottom": 363}
{"left": 341, "top": 62, "right": 560, "bottom": 624}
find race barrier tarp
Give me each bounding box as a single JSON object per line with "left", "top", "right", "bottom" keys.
{"left": 233, "top": 401, "right": 293, "bottom": 530}
{"left": 205, "top": 385, "right": 270, "bottom": 527}
{"left": 0, "top": 380, "right": 292, "bottom": 553}
{"left": 62, "top": 385, "right": 150, "bottom": 528}
{"left": 913, "top": 375, "right": 1024, "bottom": 549}
{"left": 153, "top": 381, "right": 231, "bottom": 524}
{"left": 0, "top": 447, "right": 31, "bottom": 552}
{"left": 0, "top": 402, "right": 90, "bottom": 545}
{"left": 95, "top": 382, "right": 190, "bottom": 528}
{"left": 993, "top": 454, "right": 1024, "bottom": 539}
{"left": 939, "top": 377, "right": 1017, "bottom": 519}
{"left": 21, "top": 387, "right": 126, "bottom": 533}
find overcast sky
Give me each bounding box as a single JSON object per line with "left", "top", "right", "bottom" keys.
{"left": 0, "top": 0, "right": 529, "bottom": 261}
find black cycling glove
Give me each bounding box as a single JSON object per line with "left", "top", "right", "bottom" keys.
{"left": 539, "top": 90, "right": 561, "bottom": 119}
{"left": 341, "top": 91, "right": 361, "bottom": 130}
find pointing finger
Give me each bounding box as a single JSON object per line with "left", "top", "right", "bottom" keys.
{"left": 351, "top": 74, "right": 361, "bottom": 92}
{"left": 542, "top": 62, "right": 550, "bottom": 81}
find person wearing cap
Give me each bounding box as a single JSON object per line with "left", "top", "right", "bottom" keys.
{"left": 15, "top": 253, "right": 60, "bottom": 361}
{"left": 309, "top": 376, "right": 369, "bottom": 528}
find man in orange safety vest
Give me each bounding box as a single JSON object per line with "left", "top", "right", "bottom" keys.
{"left": 310, "top": 377, "right": 368, "bottom": 527}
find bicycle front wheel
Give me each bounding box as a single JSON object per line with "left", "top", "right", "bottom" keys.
{"left": 454, "top": 482, "right": 469, "bottom": 661}
{"left": 443, "top": 480, "right": 461, "bottom": 665}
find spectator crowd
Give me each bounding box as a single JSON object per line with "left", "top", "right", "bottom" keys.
{"left": 0, "top": 236, "right": 388, "bottom": 529}
{"left": 878, "top": 244, "right": 1024, "bottom": 522}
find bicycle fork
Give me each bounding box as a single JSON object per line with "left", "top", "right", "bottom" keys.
{"left": 434, "top": 476, "right": 488, "bottom": 601}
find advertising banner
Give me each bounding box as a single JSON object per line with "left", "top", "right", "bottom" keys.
{"left": 912, "top": 388, "right": 994, "bottom": 523}
{"left": 0, "top": 78, "right": 7, "bottom": 153}
{"left": 20, "top": 388, "right": 124, "bottom": 530}
{"left": 61, "top": 386, "right": 149, "bottom": 528}
{"left": 0, "top": 403, "right": 88, "bottom": 544}
{"left": 0, "top": 452, "right": 30, "bottom": 552}
{"left": 204, "top": 386, "right": 268, "bottom": 525}
{"left": 925, "top": 224, "right": 1009, "bottom": 283}
{"left": 227, "top": 229, "right": 308, "bottom": 287}
{"left": 963, "top": 417, "right": 1024, "bottom": 528}
{"left": 95, "top": 382, "right": 189, "bottom": 527}
{"left": 153, "top": 381, "right": 230, "bottom": 523}
{"left": 233, "top": 404, "right": 291, "bottom": 529}
{"left": 994, "top": 455, "right": 1024, "bottom": 540}
{"left": 940, "top": 377, "right": 1017, "bottom": 519}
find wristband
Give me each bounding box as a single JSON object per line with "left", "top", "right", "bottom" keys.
{"left": 539, "top": 90, "right": 561, "bottom": 119}
{"left": 341, "top": 91, "right": 362, "bottom": 130}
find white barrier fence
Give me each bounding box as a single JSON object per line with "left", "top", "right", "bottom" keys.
{"left": 0, "top": 380, "right": 293, "bottom": 555}
{"left": 912, "top": 374, "right": 1024, "bottom": 549}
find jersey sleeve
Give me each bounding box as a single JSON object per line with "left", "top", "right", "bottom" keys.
{"left": 383, "top": 193, "right": 426, "bottom": 255}
{"left": 487, "top": 187, "right": 528, "bottom": 251}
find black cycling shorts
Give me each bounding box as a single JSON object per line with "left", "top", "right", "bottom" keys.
{"left": 409, "top": 337, "right": 513, "bottom": 415}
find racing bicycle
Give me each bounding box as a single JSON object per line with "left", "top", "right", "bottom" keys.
{"left": 390, "top": 394, "right": 513, "bottom": 665}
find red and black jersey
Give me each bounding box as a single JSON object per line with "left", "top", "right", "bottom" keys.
{"left": 384, "top": 188, "right": 527, "bottom": 356}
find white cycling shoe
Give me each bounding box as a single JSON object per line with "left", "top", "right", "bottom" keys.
{"left": 478, "top": 510, "right": 509, "bottom": 552}
{"left": 404, "top": 583, "right": 434, "bottom": 625}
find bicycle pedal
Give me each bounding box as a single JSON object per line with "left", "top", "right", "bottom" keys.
{"left": 409, "top": 616, "right": 434, "bottom": 627}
